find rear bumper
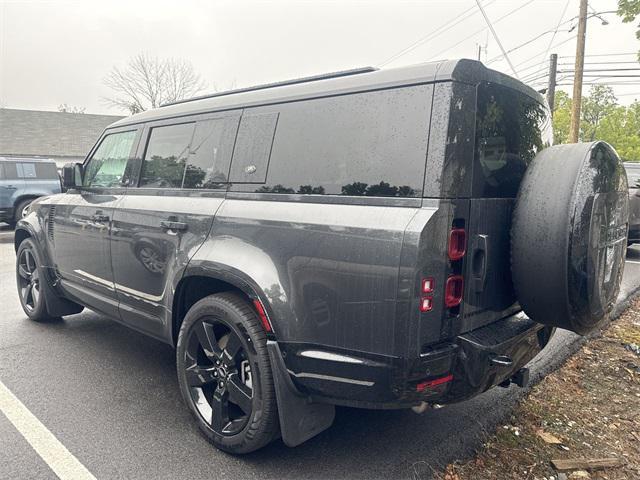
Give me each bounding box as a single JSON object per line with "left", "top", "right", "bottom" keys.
{"left": 278, "top": 312, "right": 553, "bottom": 409}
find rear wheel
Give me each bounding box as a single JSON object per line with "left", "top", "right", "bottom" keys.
{"left": 176, "top": 292, "right": 279, "bottom": 454}
{"left": 16, "top": 238, "right": 58, "bottom": 322}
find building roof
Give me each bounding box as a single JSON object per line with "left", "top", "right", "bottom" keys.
{"left": 111, "top": 58, "right": 544, "bottom": 129}
{"left": 0, "top": 108, "right": 124, "bottom": 159}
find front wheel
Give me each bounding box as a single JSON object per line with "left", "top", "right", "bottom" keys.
{"left": 16, "top": 238, "right": 58, "bottom": 322}
{"left": 176, "top": 292, "right": 279, "bottom": 454}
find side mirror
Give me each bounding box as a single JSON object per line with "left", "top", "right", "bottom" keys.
{"left": 62, "top": 163, "right": 82, "bottom": 189}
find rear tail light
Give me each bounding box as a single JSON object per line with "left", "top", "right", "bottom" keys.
{"left": 419, "top": 296, "right": 433, "bottom": 312}
{"left": 448, "top": 228, "right": 467, "bottom": 261}
{"left": 445, "top": 275, "right": 464, "bottom": 308}
{"left": 421, "top": 277, "right": 435, "bottom": 293}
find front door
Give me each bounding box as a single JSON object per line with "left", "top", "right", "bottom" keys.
{"left": 111, "top": 112, "right": 240, "bottom": 338}
{"left": 53, "top": 128, "right": 140, "bottom": 318}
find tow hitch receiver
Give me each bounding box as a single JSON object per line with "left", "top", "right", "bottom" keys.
{"left": 498, "top": 367, "right": 530, "bottom": 389}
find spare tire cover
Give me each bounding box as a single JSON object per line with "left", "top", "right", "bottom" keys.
{"left": 512, "top": 141, "right": 629, "bottom": 335}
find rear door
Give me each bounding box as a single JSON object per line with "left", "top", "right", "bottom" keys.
{"left": 110, "top": 111, "right": 240, "bottom": 338}
{"left": 460, "top": 82, "right": 552, "bottom": 332}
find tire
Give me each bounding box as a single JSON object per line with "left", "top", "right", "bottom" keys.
{"left": 14, "top": 199, "right": 33, "bottom": 222}
{"left": 512, "top": 141, "right": 629, "bottom": 335}
{"left": 15, "top": 238, "right": 58, "bottom": 322}
{"left": 176, "top": 292, "right": 279, "bottom": 454}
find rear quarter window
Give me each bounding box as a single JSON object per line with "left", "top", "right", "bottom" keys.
{"left": 473, "top": 82, "right": 552, "bottom": 198}
{"left": 231, "top": 85, "right": 433, "bottom": 197}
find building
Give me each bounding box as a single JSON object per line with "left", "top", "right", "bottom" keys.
{"left": 0, "top": 108, "right": 124, "bottom": 168}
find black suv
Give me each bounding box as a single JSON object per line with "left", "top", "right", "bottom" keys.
{"left": 14, "top": 60, "right": 629, "bottom": 454}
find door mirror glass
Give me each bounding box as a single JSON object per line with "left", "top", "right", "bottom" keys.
{"left": 62, "top": 163, "right": 82, "bottom": 189}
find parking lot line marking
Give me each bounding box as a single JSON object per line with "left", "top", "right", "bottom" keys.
{"left": 0, "top": 380, "right": 96, "bottom": 480}
{"left": 626, "top": 260, "right": 640, "bottom": 264}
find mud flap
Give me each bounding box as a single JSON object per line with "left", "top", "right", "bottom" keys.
{"left": 266, "top": 341, "right": 335, "bottom": 447}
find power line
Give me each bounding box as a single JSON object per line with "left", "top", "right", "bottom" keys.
{"left": 378, "top": 1, "right": 494, "bottom": 67}
{"left": 513, "top": 34, "right": 577, "bottom": 70}
{"left": 425, "top": 0, "right": 537, "bottom": 64}
{"left": 538, "top": 0, "right": 571, "bottom": 69}
{"left": 475, "top": 0, "right": 519, "bottom": 77}
{"left": 559, "top": 52, "right": 638, "bottom": 58}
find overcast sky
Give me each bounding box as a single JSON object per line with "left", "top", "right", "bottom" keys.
{"left": 0, "top": 0, "right": 637, "bottom": 115}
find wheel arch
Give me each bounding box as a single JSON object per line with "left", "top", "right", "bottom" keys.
{"left": 14, "top": 227, "right": 32, "bottom": 252}
{"left": 172, "top": 266, "right": 277, "bottom": 347}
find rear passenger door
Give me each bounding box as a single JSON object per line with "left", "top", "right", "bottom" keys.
{"left": 110, "top": 112, "right": 240, "bottom": 338}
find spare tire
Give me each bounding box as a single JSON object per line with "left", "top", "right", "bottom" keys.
{"left": 512, "top": 141, "right": 629, "bottom": 335}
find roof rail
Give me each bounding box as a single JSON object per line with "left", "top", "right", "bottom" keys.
{"left": 161, "top": 66, "right": 378, "bottom": 107}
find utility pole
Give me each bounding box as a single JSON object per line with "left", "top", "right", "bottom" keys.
{"left": 569, "top": 0, "right": 588, "bottom": 142}
{"left": 547, "top": 53, "right": 558, "bottom": 117}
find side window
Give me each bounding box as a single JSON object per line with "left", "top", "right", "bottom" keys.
{"left": 34, "top": 163, "right": 59, "bottom": 179}
{"left": 17, "top": 163, "right": 37, "bottom": 178}
{"left": 237, "top": 86, "right": 431, "bottom": 196}
{"left": 84, "top": 130, "right": 137, "bottom": 188}
{"left": 183, "top": 117, "right": 239, "bottom": 189}
{"left": 139, "top": 123, "right": 195, "bottom": 188}
{"left": 2, "top": 162, "right": 18, "bottom": 180}
{"left": 229, "top": 113, "right": 279, "bottom": 184}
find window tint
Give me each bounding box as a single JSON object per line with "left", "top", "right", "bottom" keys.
{"left": 140, "top": 123, "right": 195, "bottom": 188}
{"left": 183, "top": 117, "right": 239, "bottom": 188}
{"left": 229, "top": 113, "right": 278, "bottom": 184}
{"left": 1, "top": 162, "right": 18, "bottom": 180}
{"left": 34, "top": 162, "right": 59, "bottom": 179}
{"left": 625, "top": 165, "right": 640, "bottom": 186}
{"left": 233, "top": 86, "right": 431, "bottom": 196}
{"left": 17, "top": 163, "right": 37, "bottom": 178}
{"left": 473, "top": 82, "right": 552, "bottom": 198}
{"left": 84, "top": 130, "right": 137, "bottom": 187}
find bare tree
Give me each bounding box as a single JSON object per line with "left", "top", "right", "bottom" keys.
{"left": 103, "top": 54, "right": 206, "bottom": 114}
{"left": 58, "top": 104, "right": 86, "bottom": 113}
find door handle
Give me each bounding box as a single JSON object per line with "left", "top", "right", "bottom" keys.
{"left": 2, "top": 185, "right": 17, "bottom": 190}
{"left": 160, "top": 220, "right": 188, "bottom": 231}
{"left": 90, "top": 213, "right": 110, "bottom": 222}
{"left": 471, "top": 234, "right": 489, "bottom": 293}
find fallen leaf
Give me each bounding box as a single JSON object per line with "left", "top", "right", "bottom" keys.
{"left": 537, "top": 429, "right": 563, "bottom": 444}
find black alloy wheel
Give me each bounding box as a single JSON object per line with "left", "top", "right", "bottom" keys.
{"left": 176, "top": 293, "right": 279, "bottom": 454}
{"left": 15, "top": 238, "right": 56, "bottom": 321}
{"left": 17, "top": 246, "right": 40, "bottom": 313}
{"left": 185, "top": 319, "right": 253, "bottom": 435}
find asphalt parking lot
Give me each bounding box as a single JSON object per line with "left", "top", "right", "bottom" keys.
{"left": 1, "top": 227, "right": 639, "bottom": 480}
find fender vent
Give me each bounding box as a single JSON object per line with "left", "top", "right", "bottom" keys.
{"left": 47, "top": 205, "right": 56, "bottom": 241}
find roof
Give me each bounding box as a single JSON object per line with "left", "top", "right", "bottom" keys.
{"left": 0, "top": 108, "right": 124, "bottom": 159}
{"left": 111, "top": 59, "right": 545, "bottom": 129}
{"left": 0, "top": 156, "right": 57, "bottom": 164}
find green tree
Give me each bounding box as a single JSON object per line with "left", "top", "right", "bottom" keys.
{"left": 599, "top": 101, "right": 640, "bottom": 161}
{"left": 581, "top": 85, "right": 617, "bottom": 141}
{"left": 552, "top": 91, "right": 572, "bottom": 144}
{"left": 618, "top": 0, "right": 640, "bottom": 59}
